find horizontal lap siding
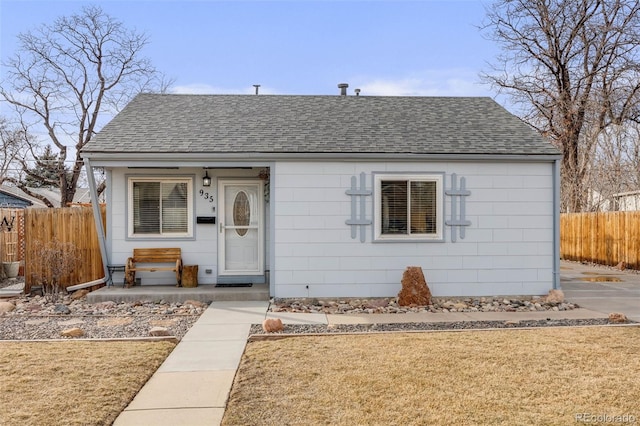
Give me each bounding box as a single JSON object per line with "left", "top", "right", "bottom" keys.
{"left": 109, "top": 168, "right": 259, "bottom": 285}
{"left": 272, "top": 161, "right": 555, "bottom": 297}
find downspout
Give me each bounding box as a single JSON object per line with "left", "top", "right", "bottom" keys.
{"left": 553, "top": 158, "right": 561, "bottom": 289}
{"left": 84, "top": 157, "right": 111, "bottom": 284}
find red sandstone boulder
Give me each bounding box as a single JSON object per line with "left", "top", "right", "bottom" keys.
{"left": 262, "top": 318, "right": 284, "bottom": 333}
{"left": 397, "top": 266, "right": 432, "bottom": 306}
{"left": 608, "top": 312, "right": 628, "bottom": 324}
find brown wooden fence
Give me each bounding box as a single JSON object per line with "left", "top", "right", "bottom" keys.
{"left": 561, "top": 211, "right": 640, "bottom": 269}
{"left": 24, "top": 206, "right": 106, "bottom": 291}
{"left": 0, "top": 208, "right": 25, "bottom": 268}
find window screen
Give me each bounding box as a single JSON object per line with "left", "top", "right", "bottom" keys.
{"left": 131, "top": 179, "right": 190, "bottom": 236}
{"left": 378, "top": 175, "right": 441, "bottom": 239}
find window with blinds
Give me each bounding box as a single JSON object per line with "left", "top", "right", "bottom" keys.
{"left": 375, "top": 174, "right": 443, "bottom": 240}
{"left": 129, "top": 178, "right": 192, "bottom": 237}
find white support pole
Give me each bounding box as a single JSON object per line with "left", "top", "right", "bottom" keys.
{"left": 84, "top": 157, "right": 111, "bottom": 284}
{"left": 553, "top": 158, "right": 561, "bottom": 290}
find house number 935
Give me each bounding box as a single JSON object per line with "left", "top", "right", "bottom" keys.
{"left": 199, "top": 189, "right": 214, "bottom": 203}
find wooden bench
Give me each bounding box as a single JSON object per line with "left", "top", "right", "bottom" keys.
{"left": 125, "top": 248, "right": 183, "bottom": 288}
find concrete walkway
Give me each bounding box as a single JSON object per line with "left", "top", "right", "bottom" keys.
{"left": 114, "top": 301, "right": 270, "bottom": 426}
{"left": 560, "top": 261, "right": 640, "bottom": 322}
{"left": 114, "top": 260, "right": 639, "bottom": 425}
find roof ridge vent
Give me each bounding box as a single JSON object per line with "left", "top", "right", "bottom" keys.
{"left": 338, "top": 83, "right": 349, "bottom": 96}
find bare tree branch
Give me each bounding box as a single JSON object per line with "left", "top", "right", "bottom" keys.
{"left": 482, "top": 0, "right": 640, "bottom": 212}
{"left": 0, "top": 117, "right": 27, "bottom": 185}
{"left": 0, "top": 5, "right": 173, "bottom": 207}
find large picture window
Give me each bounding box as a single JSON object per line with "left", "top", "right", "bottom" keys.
{"left": 128, "top": 177, "right": 193, "bottom": 237}
{"left": 374, "top": 174, "right": 443, "bottom": 241}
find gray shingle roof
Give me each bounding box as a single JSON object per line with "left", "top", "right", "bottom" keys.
{"left": 83, "top": 94, "right": 559, "bottom": 156}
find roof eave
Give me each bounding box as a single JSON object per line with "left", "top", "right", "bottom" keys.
{"left": 82, "top": 151, "right": 562, "bottom": 167}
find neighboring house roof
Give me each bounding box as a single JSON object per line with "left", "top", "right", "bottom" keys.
{"left": 0, "top": 185, "right": 102, "bottom": 208}
{"left": 613, "top": 190, "right": 640, "bottom": 198}
{"left": 0, "top": 187, "right": 34, "bottom": 208}
{"left": 83, "top": 94, "right": 560, "bottom": 158}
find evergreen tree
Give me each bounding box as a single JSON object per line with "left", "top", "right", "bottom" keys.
{"left": 23, "top": 145, "right": 68, "bottom": 188}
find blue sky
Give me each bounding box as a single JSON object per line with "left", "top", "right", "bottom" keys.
{"left": 1, "top": 0, "right": 501, "bottom": 99}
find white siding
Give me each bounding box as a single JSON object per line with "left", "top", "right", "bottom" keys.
{"left": 105, "top": 160, "right": 555, "bottom": 296}
{"left": 272, "top": 161, "right": 555, "bottom": 297}
{"left": 108, "top": 167, "right": 266, "bottom": 285}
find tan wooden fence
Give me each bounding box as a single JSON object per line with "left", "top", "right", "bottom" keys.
{"left": 0, "top": 208, "right": 25, "bottom": 270}
{"left": 24, "top": 206, "right": 106, "bottom": 291}
{"left": 561, "top": 211, "right": 640, "bottom": 269}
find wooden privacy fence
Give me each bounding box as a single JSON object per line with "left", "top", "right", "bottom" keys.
{"left": 561, "top": 211, "right": 640, "bottom": 269}
{"left": 0, "top": 208, "right": 25, "bottom": 267}
{"left": 25, "top": 206, "right": 106, "bottom": 292}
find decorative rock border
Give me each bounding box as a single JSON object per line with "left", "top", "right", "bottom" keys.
{"left": 269, "top": 296, "right": 578, "bottom": 315}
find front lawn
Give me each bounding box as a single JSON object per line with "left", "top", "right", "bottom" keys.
{"left": 0, "top": 340, "right": 175, "bottom": 426}
{"left": 223, "top": 327, "right": 640, "bottom": 425}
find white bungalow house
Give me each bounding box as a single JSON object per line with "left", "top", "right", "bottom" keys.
{"left": 611, "top": 191, "right": 640, "bottom": 211}
{"left": 81, "top": 91, "right": 561, "bottom": 297}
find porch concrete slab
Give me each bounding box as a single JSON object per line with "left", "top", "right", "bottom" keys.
{"left": 113, "top": 407, "right": 224, "bottom": 426}
{"left": 265, "top": 312, "right": 328, "bottom": 324}
{"left": 158, "top": 340, "right": 247, "bottom": 372}
{"left": 181, "top": 323, "right": 252, "bottom": 342}
{"left": 126, "top": 371, "right": 235, "bottom": 410}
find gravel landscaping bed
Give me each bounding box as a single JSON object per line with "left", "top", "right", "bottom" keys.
{"left": 0, "top": 278, "right": 208, "bottom": 340}
{"left": 0, "top": 314, "right": 201, "bottom": 340}
{"left": 268, "top": 294, "right": 577, "bottom": 314}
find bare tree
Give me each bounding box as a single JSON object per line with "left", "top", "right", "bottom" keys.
{"left": 0, "top": 117, "right": 27, "bottom": 184}
{"left": 586, "top": 123, "right": 640, "bottom": 210}
{"left": 482, "top": 0, "right": 640, "bottom": 212}
{"left": 0, "top": 5, "right": 171, "bottom": 207}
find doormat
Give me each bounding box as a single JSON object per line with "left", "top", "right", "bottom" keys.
{"left": 215, "top": 283, "right": 253, "bottom": 288}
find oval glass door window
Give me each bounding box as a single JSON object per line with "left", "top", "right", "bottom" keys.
{"left": 233, "top": 191, "right": 250, "bottom": 236}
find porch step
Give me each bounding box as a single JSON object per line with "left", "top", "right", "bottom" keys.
{"left": 86, "top": 283, "right": 269, "bottom": 304}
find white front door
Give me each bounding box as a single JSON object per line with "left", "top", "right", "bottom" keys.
{"left": 218, "top": 180, "right": 264, "bottom": 276}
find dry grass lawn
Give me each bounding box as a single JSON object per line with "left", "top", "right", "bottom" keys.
{"left": 223, "top": 327, "right": 640, "bottom": 425}
{"left": 0, "top": 340, "right": 175, "bottom": 426}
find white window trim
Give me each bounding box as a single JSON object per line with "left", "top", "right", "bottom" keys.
{"left": 374, "top": 173, "right": 444, "bottom": 242}
{"left": 127, "top": 176, "right": 194, "bottom": 239}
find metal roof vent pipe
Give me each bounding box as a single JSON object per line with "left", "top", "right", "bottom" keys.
{"left": 338, "top": 83, "right": 349, "bottom": 96}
